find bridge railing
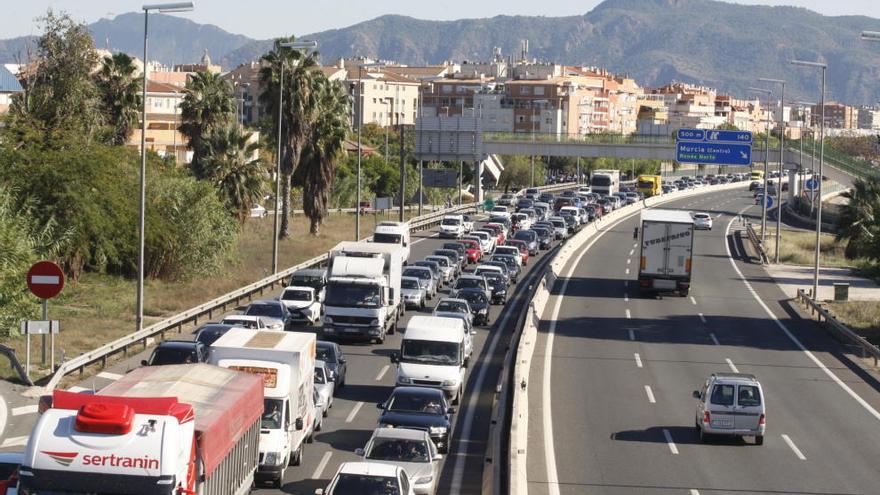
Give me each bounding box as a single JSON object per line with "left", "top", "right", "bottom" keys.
{"left": 484, "top": 131, "right": 676, "bottom": 146}
{"left": 796, "top": 289, "right": 880, "bottom": 367}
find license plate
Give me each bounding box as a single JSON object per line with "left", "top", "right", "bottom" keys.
{"left": 345, "top": 328, "right": 361, "bottom": 334}
{"left": 711, "top": 418, "right": 733, "bottom": 428}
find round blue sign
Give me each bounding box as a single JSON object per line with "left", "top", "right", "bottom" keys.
{"left": 805, "top": 178, "right": 819, "bottom": 191}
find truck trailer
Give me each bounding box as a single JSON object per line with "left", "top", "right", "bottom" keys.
{"left": 208, "top": 329, "right": 316, "bottom": 486}
{"left": 20, "top": 364, "right": 262, "bottom": 495}
{"left": 637, "top": 209, "right": 695, "bottom": 296}
{"left": 590, "top": 169, "right": 620, "bottom": 197}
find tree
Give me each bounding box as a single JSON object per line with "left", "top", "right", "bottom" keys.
{"left": 199, "top": 126, "right": 266, "bottom": 222}
{"left": 9, "top": 10, "right": 101, "bottom": 140}
{"left": 499, "top": 155, "right": 545, "bottom": 191}
{"left": 180, "top": 71, "right": 235, "bottom": 173}
{"left": 295, "top": 78, "right": 349, "bottom": 234}
{"left": 838, "top": 178, "right": 880, "bottom": 260}
{"left": 259, "top": 37, "right": 320, "bottom": 239}
{"left": 94, "top": 52, "right": 141, "bottom": 145}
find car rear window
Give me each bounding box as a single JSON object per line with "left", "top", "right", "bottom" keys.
{"left": 710, "top": 384, "right": 735, "bottom": 406}
{"left": 737, "top": 385, "right": 761, "bottom": 407}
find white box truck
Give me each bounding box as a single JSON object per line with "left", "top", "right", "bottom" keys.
{"left": 637, "top": 209, "right": 695, "bottom": 296}
{"left": 372, "top": 221, "right": 411, "bottom": 262}
{"left": 208, "top": 329, "right": 316, "bottom": 486}
{"left": 590, "top": 169, "right": 620, "bottom": 196}
{"left": 392, "top": 315, "right": 470, "bottom": 404}
{"left": 21, "top": 364, "right": 262, "bottom": 495}
{"left": 322, "top": 241, "right": 405, "bottom": 343}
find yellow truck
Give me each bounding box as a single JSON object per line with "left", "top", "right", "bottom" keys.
{"left": 637, "top": 175, "right": 663, "bottom": 197}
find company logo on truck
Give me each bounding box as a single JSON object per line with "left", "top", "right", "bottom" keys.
{"left": 643, "top": 230, "right": 691, "bottom": 248}
{"left": 42, "top": 451, "right": 160, "bottom": 470}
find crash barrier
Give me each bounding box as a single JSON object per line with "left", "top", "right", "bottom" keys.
{"left": 745, "top": 223, "right": 769, "bottom": 265}
{"left": 0, "top": 344, "right": 32, "bottom": 386}
{"left": 796, "top": 289, "right": 880, "bottom": 367}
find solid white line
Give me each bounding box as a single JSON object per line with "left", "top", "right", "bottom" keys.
{"left": 725, "top": 358, "right": 739, "bottom": 373}
{"left": 451, "top": 260, "right": 527, "bottom": 489}
{"left": 723, "top": 207, "right": 880, "bottom": 423}
{"left": 12, "top": 405, "right": 38, "bottom": 416}
{"left": 626, "top": 309, "right": 632, "bottom": 319}
{"left": 662, "top": 428, "right": 679, "bottom": 454}
{"left": 781, "top": 434, "right": 807, "bottom": 460}
{"left": 690, "top": 296, "right": 697, "bottom": 305}
{"left": 0, "top": 390, "right": 6, "bottom": 441}
{"left": 345, "top": 401, "right": 364, "bottom": 423}
{"left": 0, "top": 436, "right": 28, "bottom": 448}
{"left": 629, "top": 329, "right": 636, "bottom": 341}
{"left": 645, "top": 385, "right": 656, "bottom": 403}
{"left": 97, "top": 371, "right": 123, "bottom": 381}
{"left": 698, "top": 313, "right": 707, "bottom": 324}
{"left": 709, "top": 333, "right": 720, "bottom": 346}
{"left": 629, "top": 249, "right": 634, "bottom": 256}
{"left": 312, "top": 451, "right": 334, "bottom": 479}
{"left": 375, "top": 364, "right": 390, "bottom": 381}
{"left": 634, "top": 353, "right": 643, "bottom": 368}
{"left": 625, "top": 268, "right": 630, "bottom": 275}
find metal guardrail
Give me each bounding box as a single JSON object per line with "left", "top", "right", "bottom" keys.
{"left": 0, "top": 344, "right": 33, "bottom": 386}
{"left": 796, "top": 289, "right": 880, "bottom": 367}
{"left": 745, "top": 223, "right": 769, "bottom": 265}
{"left": 43, "top": 183, "right": 575, "bottom": 391}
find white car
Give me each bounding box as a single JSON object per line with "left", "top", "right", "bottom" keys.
{"left": 317, "top": 462, "right": 416, "bottom": 495}
{"left": 466, "top": 231, "right": 495, "bottom": 255}
{"left": 493, "top": 246, "right": 523, "bottom": 267}
{"left": 249, "top": 204, "right": 268, "bottom": 218}
{"left": 315, "top": 360, "right": 335, "bottom": 417}
{"left": 693, "top": 373, "right": 765, "bottom": 445}
{"left": 279, "top": 286, "right": 322, "bottom": 325}
{"left": 356, "top": 428, "right": 442, "bottom": 495}
{"left": 489, "top": 206, "right": 511, "bottom": 221}
{"left": 692, "top": 212, "right": 713, "bottom": 230}
{"left": 439, "top": 215, "right": 465, "bottom": 238}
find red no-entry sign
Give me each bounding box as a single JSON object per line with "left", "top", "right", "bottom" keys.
{"left": 27, "top": 261, "right": 65, "bottom": 299}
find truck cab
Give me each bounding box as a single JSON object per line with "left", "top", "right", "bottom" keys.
{"left": 393, "top": 316, "right": 471, "bottom": 405}
{"left": 373, "top": 221, "right": 411, "bottom": 262}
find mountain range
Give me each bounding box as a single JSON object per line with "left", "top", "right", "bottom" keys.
{"left": 3, "top": 0, "right": 880, "bottom": 105}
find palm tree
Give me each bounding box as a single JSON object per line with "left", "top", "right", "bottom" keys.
{"left": 259, "top": 37, "right": 320, "bottom": 239}
{"left": 94, "top": 53, "right": 141, "bottom": 145}
{"left": 180, "top": 71, "right": 235, "bottom": 174}
{"left": 199, "top": 126, "right": 266, "bottom": 221}
{"left": 296, "top": 78, "right": 350, "bottom": 235}
{"left": 838, "top": 177, "right": 880, "bottom": 260}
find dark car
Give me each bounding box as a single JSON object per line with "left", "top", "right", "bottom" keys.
{"left": 316, "top": 340, "right": 347, "bottom": 391}
{"left": 559, "top": 212, "right": 577, "bottom": 233}
{"left": 490, "top": 254, "right": 522, "bottom": 282}
{"left": 288, "top": 268, "right": 327, "bottom": 302}
{"left": 515, "top": 198, "right": 534, "bottom": 212}
{"left": 442, "top": 242, "right": 469, "bottom": 263}
{"left": 142, "top": 340, "right": 207, "bottom": 366}
{"left": 483, "top": 271, "right": 509, "bottom": 305}
{"left": 532, "top": 226, "right": 554, "bottom": 250}
{"left": 512, "top": 229, "right": 539, "bottom": 255}
{"left": 457, "top": 287, "right": 491, "bottom": 325}
{"left": 193, "top": 323, "right": 238, "bottom": 347}
{"left": 538, "top": 192, "right": 555, "bottom": 204}
{"left": 378, "top": 387, "right": 456, "bottom": 453}
{"left": 584, "top": 205, "right": 600, "bottom": 221}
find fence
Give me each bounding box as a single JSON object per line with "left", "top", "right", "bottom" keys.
{"left": 796, "top": 289, "right": 880, "bottom": 367}
{"left": 42, "top": 183, "right": 575, "bottom": 391}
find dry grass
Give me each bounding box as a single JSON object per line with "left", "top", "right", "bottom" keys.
{"left": 761, "top": 228, "right": 854, "bottom": 267}
{"left": 825, "top": 301, "right": 880, "bottom": 346}
{"left": 2, "top": 210, "right": 414, "bottom": 382}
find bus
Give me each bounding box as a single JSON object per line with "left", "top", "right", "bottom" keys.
{"left": 750, "top": 170, "right": 764, "bottom": 181}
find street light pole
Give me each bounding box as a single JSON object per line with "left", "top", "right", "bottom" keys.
{"left": 137, "top": 2, "right": 194, "bottom": 332}
{"left": 748, "top": 87, "right": 772, "bottom": 241}
{"left": 759, "top": 78, "right": 786, "bottom": 263}
{"left": 792, "top": 59, "right": 827, "bottom": 299}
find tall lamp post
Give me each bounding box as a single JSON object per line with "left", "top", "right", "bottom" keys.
{"left": 794, "top": 101, "right": 816, "bottom": 212}
{"left": 758, "top": 77, "right": 786, "bottom": 263}
{"left": 137, "top": 2, "right": 194, "bottom": 332}
{"left": 355, "top": 62, "right": 386, "bottom": 240}
{"left": 272, "top": 40, "right": 318, "bottom": 275}
{"left": 748, "top": 86, "right": 773, "bottom": 241}
{"left": 791, "top": 59, "right": 827, "bottom": 299}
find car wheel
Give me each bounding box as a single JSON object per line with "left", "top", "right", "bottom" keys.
{"left": 315, "top": 420, "right": 322, "bottom": 432}
{"left": 306, "top": 431, "right": 314, "bottom": 443}
{"left": 755, "top": 435, "right": 764, "bottom": 446}
{"left": 322, "top": 407, "right": 328, "bottom": 418}
{"left": 388, "top": 321, "right": 395, "bottom": 335}
{"left": 291, "top": 445, "right": 302, "bottom": 466}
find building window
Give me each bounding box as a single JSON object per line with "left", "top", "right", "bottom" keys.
{"left": 517, "top": 115, "right": 525, "bottom": 123}
{"left": 442, "top": 85, "right": 452, "bottom": 94}
{"left": 534, "top": 86, "right": 545, "bottom": 96}
{"left": 521, "top": 86, "right": 531, "bottom": 95}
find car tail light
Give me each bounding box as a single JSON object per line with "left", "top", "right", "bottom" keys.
{"left": 758, "top": 414, "right": 765, "bottom": 426}
{"left": 703, "top": 411, "right": 711, "bottom": 424}
{"left": 638, "top": 278, "right": 651, "bottom": 287}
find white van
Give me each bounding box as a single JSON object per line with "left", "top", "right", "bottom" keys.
{"left": 373, "top": 221, "right": 411, "bottom": 262}
{"left": 392, "top": 315, "right": 474, "bottom": 404}
{"left": 693, "top": 372, "right": 766, "bottom": 445}
{"left": 439, "top": 215, "right": 465, "bottom": 238}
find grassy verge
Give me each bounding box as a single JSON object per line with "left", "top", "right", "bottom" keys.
{"left": 825, "top": 301, "right": 880, "bottom": 346}
{"left": 1, "top": 209, "right": 416, "bottom": 383}
{"left": 761, "top": 228, "right": 856, "bottom": 267}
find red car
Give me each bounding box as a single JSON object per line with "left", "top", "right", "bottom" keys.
{"left": 504, "top": 239, "right": 530, "bottom": 266}
{"left": 482, "top": 224, "right": 506, "bottom": 245}
{"left": 458, "top": 238, "right": 482, "bottom": 264}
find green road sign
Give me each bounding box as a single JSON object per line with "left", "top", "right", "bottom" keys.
{"left": 483, "top": 198, "right": 495, "bottom": 210}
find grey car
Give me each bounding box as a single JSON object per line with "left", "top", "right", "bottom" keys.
{"left": 314, "top": 360, "right": 335, "bottom": 417}
{"left": 401, "top": 276, "right": 427, "bottom": 309}
{"left": 356, "top": 427, "right": 442, "bottom": 495}
{"left": 413, "top": 260, "right": 445, "bottom": 288}
{"left": 316, "top": 340, "right": 347, "bottom": 390}
{"left": 403, "top": 266, "right": 438, "bottom": 299}
{"left": 244, "top": 299, "right": 288, "bottom": 330}
{"left": 512, "top": 230, "right": 539, "bottom": 255}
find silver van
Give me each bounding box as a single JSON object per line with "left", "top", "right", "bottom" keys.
{"left": 693, "top": 372, "right": 765, "bottom": 444}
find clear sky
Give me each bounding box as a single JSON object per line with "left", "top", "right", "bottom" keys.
{"left": 2, "top": 0, "right": 877, "bottom": 39}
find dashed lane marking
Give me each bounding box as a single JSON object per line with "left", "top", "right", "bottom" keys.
{"left": 0, "top": 436, "right": 28, "bottom": 448}
{"left": 726, "top": 358, "right": 739, "bottom": 373}
{"left": 690, "top": 296, "right": 697, "bottom": 305}
{"left": 11, "top": 405, "right": 38, "bottom": 416}
{"left": 662, "top": 428, "right": 679, "bottom": 454}
{"left": 698, "top": 313, "right": 707, "bottom": 324}
{"left": 312, "top": 451, "right": 334, "bottom": 479}
{"left": 345, "top": 401, "right": 364, "bottom": 423}
{"left": 782, "top": 434, "right": 807, "bottom": 460}
{"left": 629, "top": 330, "right": 636, "bottom": 341}
{"left": 645, "top": 385, "right": 656, "bottom": 404}
{"left": 375, "top": 365, "right": 390, "bottom": 381}
{"left": 97, "top": 371, "right": 123, "bottom": 381}
{"left": 634, "top": 353, "right": 643, "bottom": 368}
{"left": 626, "top": 309, "right": 632, "bottom": 319}
{"left": 709, "top": 333, "right": 720, "bottom": 346}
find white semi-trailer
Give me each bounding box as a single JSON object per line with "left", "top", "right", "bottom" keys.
{"left": 637, "top": 209, "right": 695, "bottom": 296}
{"left": 590, "top": 169, "right": 620, "bottom": 196}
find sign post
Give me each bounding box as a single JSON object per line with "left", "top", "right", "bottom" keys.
{"left": 26, "top": 261, "right": 65, "bottom": 375}
{"left": 675, "top": 128, "right": 753, "bottom": 166}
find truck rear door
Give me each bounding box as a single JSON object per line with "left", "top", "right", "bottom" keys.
{"left": 640, "top": 221, "right": 668, "bottom": 276}
{"left": 664, "top": 222, "right": 693, "bottom": 278}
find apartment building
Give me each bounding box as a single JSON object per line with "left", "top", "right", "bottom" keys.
{"left": 858, "top": 106, "right": 880, "bottom": 130}
{"left": 813, "top": 102, "right": 859, "bottom": 129}
{"left": 127, "top": 80, "right": 189, "bottom": 164}
{"left": 349, "top": 70, "right": 421, "bottom": 127}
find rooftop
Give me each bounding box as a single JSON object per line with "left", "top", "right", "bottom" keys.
{"left": 0, "top": 65, "right": 23, "bottom": 92}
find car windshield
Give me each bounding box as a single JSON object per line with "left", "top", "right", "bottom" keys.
{"left": 373, "top": 233, "right": 402, "bottom": 244}
{"left": 552, "top": 220, "right": 565, "bottom": 228}
{"left": 282, "top": 290, "right": 311, "bottom": 301}
{"left": 333, "top": 474, "right": 400, "bottom": 495}
{"left": 367, "top": 438, "right": 431, "bottom": 463}
{"left": 428, "top": 257, "right": 449, "bottom": 267}
{"left": 496, "top": 247, "right": 517, "bottom": 256}
{"left": 514, "top": 231, "right": 536, "bottom": 242}
{"left": 694, "top": 214, "right": 710, "bottom": 219}
{"left": 292, "top": 275, "right": 324, "bottom": 290}
{"left": 401, "top": 339, "right": 460, "bottom": 365}
{"left": 475, "top": 268, "right": 497, "bottom": 277}
{"left": 485, "top": 273, "right": 504, "bottom": 285}
{"left": 443, "top": 244, "right": 464, "bottom": 252}
{"left": 435, "top": 301, "right": 467, "bottom": 313}
{"left": 315, "top": 367, "right": 327, "bottom": 384}
{"left": 246, "top": 303, "right": 284, "bottom": 318}
{"left": 637, "top": 180, "right": 654, "bottom": 188}
{"left": 195, "top": 326, "right": 228, "bottom": 346}
{"left": 316, "top": 345, "right": 337, "bottom": 363}
{"left": 324, "top": 283, "right": 381, "bottom": 308}
{"left": 401, "top": 278, "right": 420, "bottom": 289}
{"left": 404, "top": 269, "right": 431, "bottom": 280}
{"left": 441, "top": 218, "right": 461, "bottom": 225}
{"left": 261, "top": 398, "right": 284, "bottom": 430}
{"left": 387, "top": 393, "right": 445, "bottom": 414}
{"left": 492, "top": 207, "right": 507, "bottom": 212}
{"left": 456, "top": 278, "right": 483, "bottom": 290}
{"left": 150, "top": 347, "right": 196, "bottom": 365}
{"left": 591, "top": 177, "right": 611, "bottom": 186}
{"left": 459, "top": 291, "right": 488, "bottom": 306}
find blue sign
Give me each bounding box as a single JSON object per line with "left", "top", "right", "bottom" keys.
{"left": 677, "top": 129, "right": 705, "bottom": 141}
{"left": 703, "top": 130, "right": 753, "bottom": 144}
{"left": 805, "top": 178, "right": 819, "bottom": 191}
{"left": 765, "top": 196, "right": 774, "bottom": 208}
{"left": 676, "top": 141, "right": 753, "bottom": 166}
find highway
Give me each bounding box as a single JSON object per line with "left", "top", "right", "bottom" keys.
{"left": 526, "top": 186, "right": 880, "bottom": 495}
{"left": 0, "top": 209, "right": 565, "bottom": 494}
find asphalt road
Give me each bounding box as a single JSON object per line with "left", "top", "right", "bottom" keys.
{"left": 527, "top": 186, "right": 880, "bottom": 495}
{"left": 0, "top": 209, "right": 567, "bottom": 495}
